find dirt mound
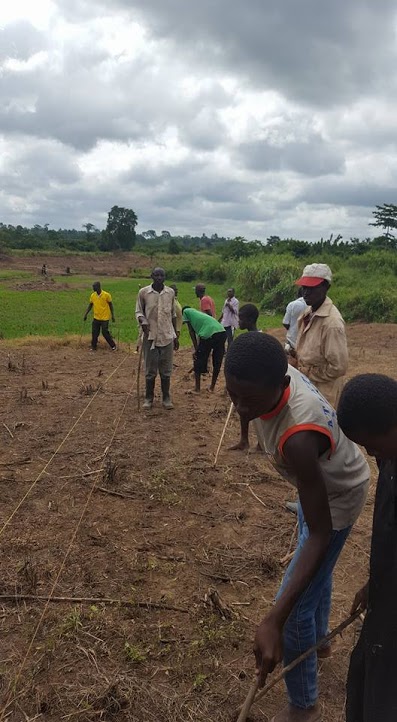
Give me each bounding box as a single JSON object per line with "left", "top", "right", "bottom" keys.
{"left": 12, "top": 279, "right": 72, "bottom": 291}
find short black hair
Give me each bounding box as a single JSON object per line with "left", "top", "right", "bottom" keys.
{"left": 338, "top": 374, "right": 397, "bottom": 436}
{"left": 239, "top": 303, "right": 259, "bottom": 322}
{"left": 225, "top": 332, "right": 287, "bottom": 387}
{"left": 181, "top": 305, "right": 191, "bottom": 312}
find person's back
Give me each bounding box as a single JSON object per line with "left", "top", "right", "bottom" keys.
{"left": 283, "top": 296, "right": 307, "bottom": 349}
{"left": 338, "top": 374, "right": 397, "bottom": 722}
{"left": 183, "top": 307, "right": 223, "bottom": 338}
{"left": 256, "top": 365, "right": 369, "bottom": 528}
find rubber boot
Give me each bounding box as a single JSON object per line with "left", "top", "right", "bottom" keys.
{"left": 143, "top": 378, "right": 155, "bottom": 410}
{"left": 161, "top": 376, "right": 174, "bottom": 410}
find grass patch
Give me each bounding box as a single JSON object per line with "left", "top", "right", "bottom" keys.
{"left": 0, "top": 273, "right": 282, "bottom": 344}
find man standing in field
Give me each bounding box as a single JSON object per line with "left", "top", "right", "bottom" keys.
{"left": 84, "top": 281, "right": 116, "bottom": 351}
{"left": 295, "top": 264, "right": 348, "bottom": 409}
{"left": 135, "top": 268, "right": 178, "bottom": 410}
{"left": 182, "top": 306, "right": 226, "bottom": 393}
{"left": 195, "top": 283, "right": 216, "bottom": 317}
{"left": 219, "top": 288, "right": 239, "bottom": 348}
{"left": 225, "top": 333, "right": 369, "bottom": 722}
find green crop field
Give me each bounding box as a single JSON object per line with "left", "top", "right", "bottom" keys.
{"left": 0, "top": 272, "right": 282, "bottom": 346}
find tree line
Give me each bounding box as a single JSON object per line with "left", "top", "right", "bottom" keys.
{"left": 0, "top": 203, "right": 396, "bottom": 258}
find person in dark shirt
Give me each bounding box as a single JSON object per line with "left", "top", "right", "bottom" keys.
{"left": 338, "top": 373, "right": 397, "bottom": 722}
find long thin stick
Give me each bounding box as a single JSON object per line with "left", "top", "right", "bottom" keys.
{"left": 236, "top": 610, "right": 361, "bottom": 720}
{"left": 136, "top": 341, "right": 144, "bottom": 411}
{"left": 0, "top": 593, "right": 188, "bottom": 613}
{"left": 213, "top": 402, "right": 233, "bottom": 467}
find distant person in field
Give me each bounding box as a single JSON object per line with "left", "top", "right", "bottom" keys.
{"left": 182, "top": 306, "right": 226, "bottom": 393}
{"left": 135, "top": 268, "right": 178, "bottom": 410}
{"left": 230, "top": 303, "right": 262, "bottom": 451}
{"left": 219, "top": 288, "right": 239, "bottom": 348}
{"left": 338, "top": 374, "right": 397, "bottom": 722}
{"left": 170, "top": 284, "right": 183, "bottom": 338}
{"left": 295, "top": 263, "right": 348, "bottom": 409}
{"left": 225, "top": 333, "right": 369, "bottom": 722}
{"left": 41, "top": 263, "right": 47, "bottom": 276}
{"left": 195, "top": 283, "right": 216, "bottom": 317}
{"left": 283, "top": 288, "right": 307, "bottom": 367}
{"left": 84, "top": 281, "right": 116, "bottom": 351}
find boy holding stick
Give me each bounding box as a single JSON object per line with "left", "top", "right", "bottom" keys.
{"left": 225, "top": 333, "right": 369, "bottom": 722}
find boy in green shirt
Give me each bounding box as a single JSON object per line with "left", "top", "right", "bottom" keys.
{"left": 182, "top": 307, "right": 226, "bottom": 393}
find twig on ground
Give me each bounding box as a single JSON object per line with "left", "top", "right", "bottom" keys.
{"left": 96, "top": 486, "right": 136, "bottom": 500}
{"left": 213, "top": 402, "right": 234, "bottom": 467}
{"left": 0, "top": 593, "right": 188, "bottom": 613}
{"left": 2, "top": 424, "right": 14, "bottom": 439}
{"left": 246, "top": 484, "right": 268, "bottom": 510}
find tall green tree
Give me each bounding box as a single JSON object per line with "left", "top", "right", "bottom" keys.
{"left": 369, "top": 203, "right": 397, "bottom": 240}
{"left": 105, "top": 206, "right": 138, "bottom": 251}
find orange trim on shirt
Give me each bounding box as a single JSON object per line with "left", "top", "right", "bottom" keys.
{"left": 260, "top": 386, "right": 291, "bottom": 420}
{"left": 278, "top": 424, "right": 336, "bottom": 458}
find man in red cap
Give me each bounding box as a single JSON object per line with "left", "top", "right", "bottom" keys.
{"left": 295, "top": 263, "right": 348, "bottom": 409}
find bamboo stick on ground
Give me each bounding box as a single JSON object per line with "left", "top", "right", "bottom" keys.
{"left": 213, "top": 401, "right": 234, "bottom": 467}
{"left": 235, "top": 610, "right": 361, "bottom": 721}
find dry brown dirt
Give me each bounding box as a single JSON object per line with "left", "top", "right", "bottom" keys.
{"left": 0, "top": 323, "right": 395, "bottom": 721}
{"left": 1, "top": 252, "right": 152, "bottom": 278}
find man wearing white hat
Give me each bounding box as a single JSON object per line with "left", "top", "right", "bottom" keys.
{"left": 295, "top": 263, "right": 348, "bottom": 409}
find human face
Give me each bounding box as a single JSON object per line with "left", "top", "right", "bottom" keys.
{"left": 225, "top": 374, "right": 287, "bottom": 421}
{"left": 301, "top": 281, "right": 328, "bottom": 311}
{"left": 346, "top": 428, "right": 397, "bottom": 460}
{"left": 227, "top": 288, "right": 234, "bottom": 299}
{"left": 151, "top": 268, "right": 165, "bottom": 289}
{"left": 238, "top": 312, "right": 248, "bottom": 330}
{"left": 93, "top": 282, "right": 101, "bottom": 294}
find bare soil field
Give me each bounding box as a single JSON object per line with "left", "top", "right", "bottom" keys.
{"left": 1, "top": 252, "right": 152, "bottom": 278}
{"left": 0, "top": 324, "right": 395, "bottom": 721}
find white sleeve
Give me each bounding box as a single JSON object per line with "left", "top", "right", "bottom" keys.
{"left": 283, "top": 302, "right": 292, "bottom": 325}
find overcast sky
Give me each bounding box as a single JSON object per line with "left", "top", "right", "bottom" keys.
{"left": 1, "top": 0, "right": 397, "bottom": 241}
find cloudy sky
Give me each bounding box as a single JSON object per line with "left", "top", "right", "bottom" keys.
{"left": 1, "top": 0, "right": 397, "bottom": 240}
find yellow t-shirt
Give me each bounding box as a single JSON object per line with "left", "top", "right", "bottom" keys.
{"left": 90, "top": 290, "right": 112, "bottom": 321}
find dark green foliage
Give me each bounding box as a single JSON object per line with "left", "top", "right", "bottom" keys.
{"left": 103, "top": 206, "right": 138, "bottom": 251}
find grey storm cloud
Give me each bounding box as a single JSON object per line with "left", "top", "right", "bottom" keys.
{"left": 1, "top": 0, "right": 397, "bottom": 240}
{"left": 236, "top": 134, "right": 345, "bottom": 176}
{"left": 0, "top": 20, "right": 47, "bottom": 61}
{"left": 70, "top": 0, "right": 397, "bottom": 106}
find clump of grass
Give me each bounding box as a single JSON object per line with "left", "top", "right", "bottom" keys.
{"left": 124, "top": 642, "right": 147, "bottom": 664}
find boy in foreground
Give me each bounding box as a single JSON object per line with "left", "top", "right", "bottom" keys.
{"left": 225, "top": 333, "right": 369, "bottom": 722}
{"left": 337, "top": 374, "right": 397, "bottom": 722}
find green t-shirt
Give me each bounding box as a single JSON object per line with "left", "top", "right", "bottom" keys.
{"left": 182, "top": 308, "right": 224, "bottom": 339}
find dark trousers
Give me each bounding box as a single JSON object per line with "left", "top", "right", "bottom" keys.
{"left": 194, "top": 332, "right": 226, "bottom": 377}
{"left": 91, "top": 319, "right": 115, "bottom": 349}
{"left": 346, "top": 625, "right": 397, "bottom": 722}
{"left": 224, "top": 326, "right": 235, "bottom": 349}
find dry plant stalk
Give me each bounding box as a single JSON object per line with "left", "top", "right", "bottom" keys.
{"left": 213, "top": 402, "right": 233, "bottom": 467}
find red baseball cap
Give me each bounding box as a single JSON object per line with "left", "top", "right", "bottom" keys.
{"left": 295, "top": 263, "right": 332, "bottom": 287}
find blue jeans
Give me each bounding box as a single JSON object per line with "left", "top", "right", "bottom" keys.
{"left": 276, "top": 504, "right": 351, "bottom": 709}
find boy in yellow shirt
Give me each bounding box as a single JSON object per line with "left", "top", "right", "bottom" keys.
{"left": 84, "top": 281, "right": 116, "bottom": 351}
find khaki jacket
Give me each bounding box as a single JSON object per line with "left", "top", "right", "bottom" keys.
{"left": 296, "top": 296, "right": 348, "bottom": 409}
